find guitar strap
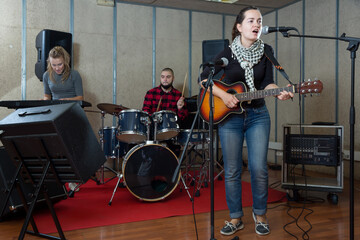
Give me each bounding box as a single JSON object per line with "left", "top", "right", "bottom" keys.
{"left": 264, "top": 45, "right": 290, "bottom": 81}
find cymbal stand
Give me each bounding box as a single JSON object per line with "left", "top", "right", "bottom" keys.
{"left": 194, "top": 131, "right": 224, "bottom": 197}
{"left": 179, "top": 144, "right": 197, "bottom": 187}
{"left": 193, "top": 136, "right": 210, "bottom": 197}
{"left": 178, "top": 142, "right": 204, "bottom": 201}
{"left": 179, "top": 170, "right": 193, "bottom": 201}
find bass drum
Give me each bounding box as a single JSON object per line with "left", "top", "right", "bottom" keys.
{"left": 122, "top": 143, "right": 180, "bottom": 201}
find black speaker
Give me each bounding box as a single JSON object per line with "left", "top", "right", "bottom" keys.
{"left": 202, "top": 39, "right": 230, "bottom": 79}
{"left": 35, "top": 29, "right": 72, "bottom": 81}
{"left": 0, "top": 147, "right": 66, "bottom": 216}
{"left": 0, "top": 103, "right": 106, "bottom": 184}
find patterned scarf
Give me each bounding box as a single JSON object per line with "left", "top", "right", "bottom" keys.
{"left": 230, "top": 35, "right": 264, "bottom": 92}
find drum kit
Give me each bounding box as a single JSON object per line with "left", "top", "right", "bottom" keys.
{"left": 94, "top": 103, "right": 211, "bottom": 204}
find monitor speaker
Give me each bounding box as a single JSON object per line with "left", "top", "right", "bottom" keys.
{"left": 35, "top": 29, "right": 72, "bottom": 81}
{"left": 202, "top": 39, "right": 230, "bottom": 79}
{"left": 0, "top": 103, "right": 106, "bottom": 184}
{"left": 0, "top": 147, "right": 66, "bottom": 216}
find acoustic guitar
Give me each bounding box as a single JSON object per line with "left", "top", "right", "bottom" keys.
{"left": 199, "top": 79, "right": 323, "bottom": 124}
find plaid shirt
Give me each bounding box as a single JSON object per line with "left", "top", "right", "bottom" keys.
{"left": 142, "top": 85, "right": 188, "bottom": 121}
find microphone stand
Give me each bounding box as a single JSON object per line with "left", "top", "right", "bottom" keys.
{"left": 172, "top": 65, "right": 217, "bottom": 240}
{"left": 282, "top": 32, "right": 359, "bottom": 240}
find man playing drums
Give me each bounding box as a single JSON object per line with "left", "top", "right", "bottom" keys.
{"left": 142, "top": 68, "right": 188, "bottom": 154}
{"left": 142, "top": 67, "right": 188, "bottom": 121}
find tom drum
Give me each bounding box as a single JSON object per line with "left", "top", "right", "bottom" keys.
{"left": 117, "top": 109, "right": 150, "bottom": 144}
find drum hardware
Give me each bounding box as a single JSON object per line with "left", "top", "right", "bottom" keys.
{"left": 152, "top": 114, "right": 159, "bottom": 142}
{"left": 180, "top": 134, "right": 209, "bottom": 197}
{"left": 152, "top": 110, "right": 179, "bottom": 141}
{"left": 146, "top": 119, "right": 152, "bottom": 141}
{"left": 108, "top": 171, "right": 124, "bottom": 206}
{"left": 173, "top": 127, "right": 223, "bottom": 198}
{"left": 96, "top": 108, "right": 123, "bottom": 185}
{"left": 191, "top": 130, "right": 224, "bottom": 197}
{"left": 178, "top": 144, "right": 198, "bottom": 194}
{"left": 179, "top": 173, "right": 193, "bottom": 201}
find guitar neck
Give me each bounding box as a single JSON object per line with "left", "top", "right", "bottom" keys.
{"left": 235, "top": 86, "right": 295, "bottom": 102}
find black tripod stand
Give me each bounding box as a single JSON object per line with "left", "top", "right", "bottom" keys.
{"left": 282, "top": 31, "right": 359, "bottom": 240}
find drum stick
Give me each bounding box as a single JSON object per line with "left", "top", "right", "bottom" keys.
{"left": 156, "top": 96, "right": 162, "bottom": 112}
{"left": 181, "top": 72, "right": 188, "bottom": 97}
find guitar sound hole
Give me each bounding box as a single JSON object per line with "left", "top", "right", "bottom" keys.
{"left": 227, "top": 89, "right": 237, "bottom": 95}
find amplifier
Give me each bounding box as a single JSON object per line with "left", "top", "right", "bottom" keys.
{"left": 285, "top": 134, "right": 340, "bottom": 166}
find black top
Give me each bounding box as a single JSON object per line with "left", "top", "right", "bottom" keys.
{"left": 200, "top": 44, "right": 274, "bottom": 108}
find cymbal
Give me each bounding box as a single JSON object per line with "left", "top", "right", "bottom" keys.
{"left": 97, "top": 103, "right": 128, "bottom": 115}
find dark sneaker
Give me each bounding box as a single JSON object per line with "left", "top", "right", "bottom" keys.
{"left": 220, "top": 220, "right": 244, "bottom": 236}
{"left": 252, "top": 212, "right": 270, "bottom": 235}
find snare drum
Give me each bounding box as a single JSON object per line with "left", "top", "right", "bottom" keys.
{"left": 99, "top": 126, "right": 127, "bottom": 158}
{"left": 117, "top": 109, "right": 150, "bottom": 144}
{"left": 152, "top": 110, "right": 179, "bottom": 141}
{"left": 176, "top": 129, "right": 209, "bottom": 145}
{"left": 122, "top": 143, "right": 181, "bottom": 201}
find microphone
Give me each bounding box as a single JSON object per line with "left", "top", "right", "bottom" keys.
{"left": 262, "top": 26, "right": 297, "bottom": 35}
{"left": 203, "top": 57, "right": 229, "bottom": 67}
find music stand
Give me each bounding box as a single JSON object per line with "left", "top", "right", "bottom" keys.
{"left": 0, "top": 103, "right": 107, "bottom": 240}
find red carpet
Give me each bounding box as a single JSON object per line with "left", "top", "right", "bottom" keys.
{"left": 33, "top": 178, "right": 286, "bottom": 234}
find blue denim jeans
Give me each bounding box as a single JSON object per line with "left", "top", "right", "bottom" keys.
{"left": 218, "top": 105, "right": 270, "bottom": 219}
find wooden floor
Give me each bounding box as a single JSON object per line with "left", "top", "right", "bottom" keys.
{"left": 1, "top": 167, "right": 359, "bottom": 240}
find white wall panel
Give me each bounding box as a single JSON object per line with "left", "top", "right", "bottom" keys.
{"left": 117, "top": 4, "right": 153, "bottom": 111}
{"left": 74, "top": 0, "right": 114, "bottom": 130}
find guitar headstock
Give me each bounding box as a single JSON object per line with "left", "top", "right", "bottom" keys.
{"left": 296, "top": 79, "right": 323, "bottom": 95}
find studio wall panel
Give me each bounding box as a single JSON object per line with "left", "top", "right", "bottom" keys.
{"left": 74, "top": 0, "right": 115, "bottom": 132}
{"left": 275, "top": 1, "right": 303, "bottom": 143}
{"left": 156, "top": 8, "right": 190, "bottom": 97}
{"left": 304, "top": 0, "right": 337, "bottom": 124}
{"left": 338, "top": 0, "right": 360, "bottom": 150}
{"left": 117, "top": 4, "right": 153, "bottom": 110}
{"left": 0, "top": 0, "right": 22, "bottom": 122}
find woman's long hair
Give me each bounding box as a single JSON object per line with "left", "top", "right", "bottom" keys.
{"left": 231, "top": 6, "right": 260, "bottom": 41}
{"left": 46, "top": 46, "right": 71, "bottom": 83}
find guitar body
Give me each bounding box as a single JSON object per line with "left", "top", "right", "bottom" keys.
{"left": 199, "top": 80, "right": 247, "bottom": 124}
{"left": 199, "top": 78, "right": 323, "bottom": 124}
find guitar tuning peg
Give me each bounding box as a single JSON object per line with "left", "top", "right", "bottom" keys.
{"left": 307, "top": 78, "right": 311, "bottom": 82}
{"left": 314, "top": 77, "right": 319, "bottom": 81}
